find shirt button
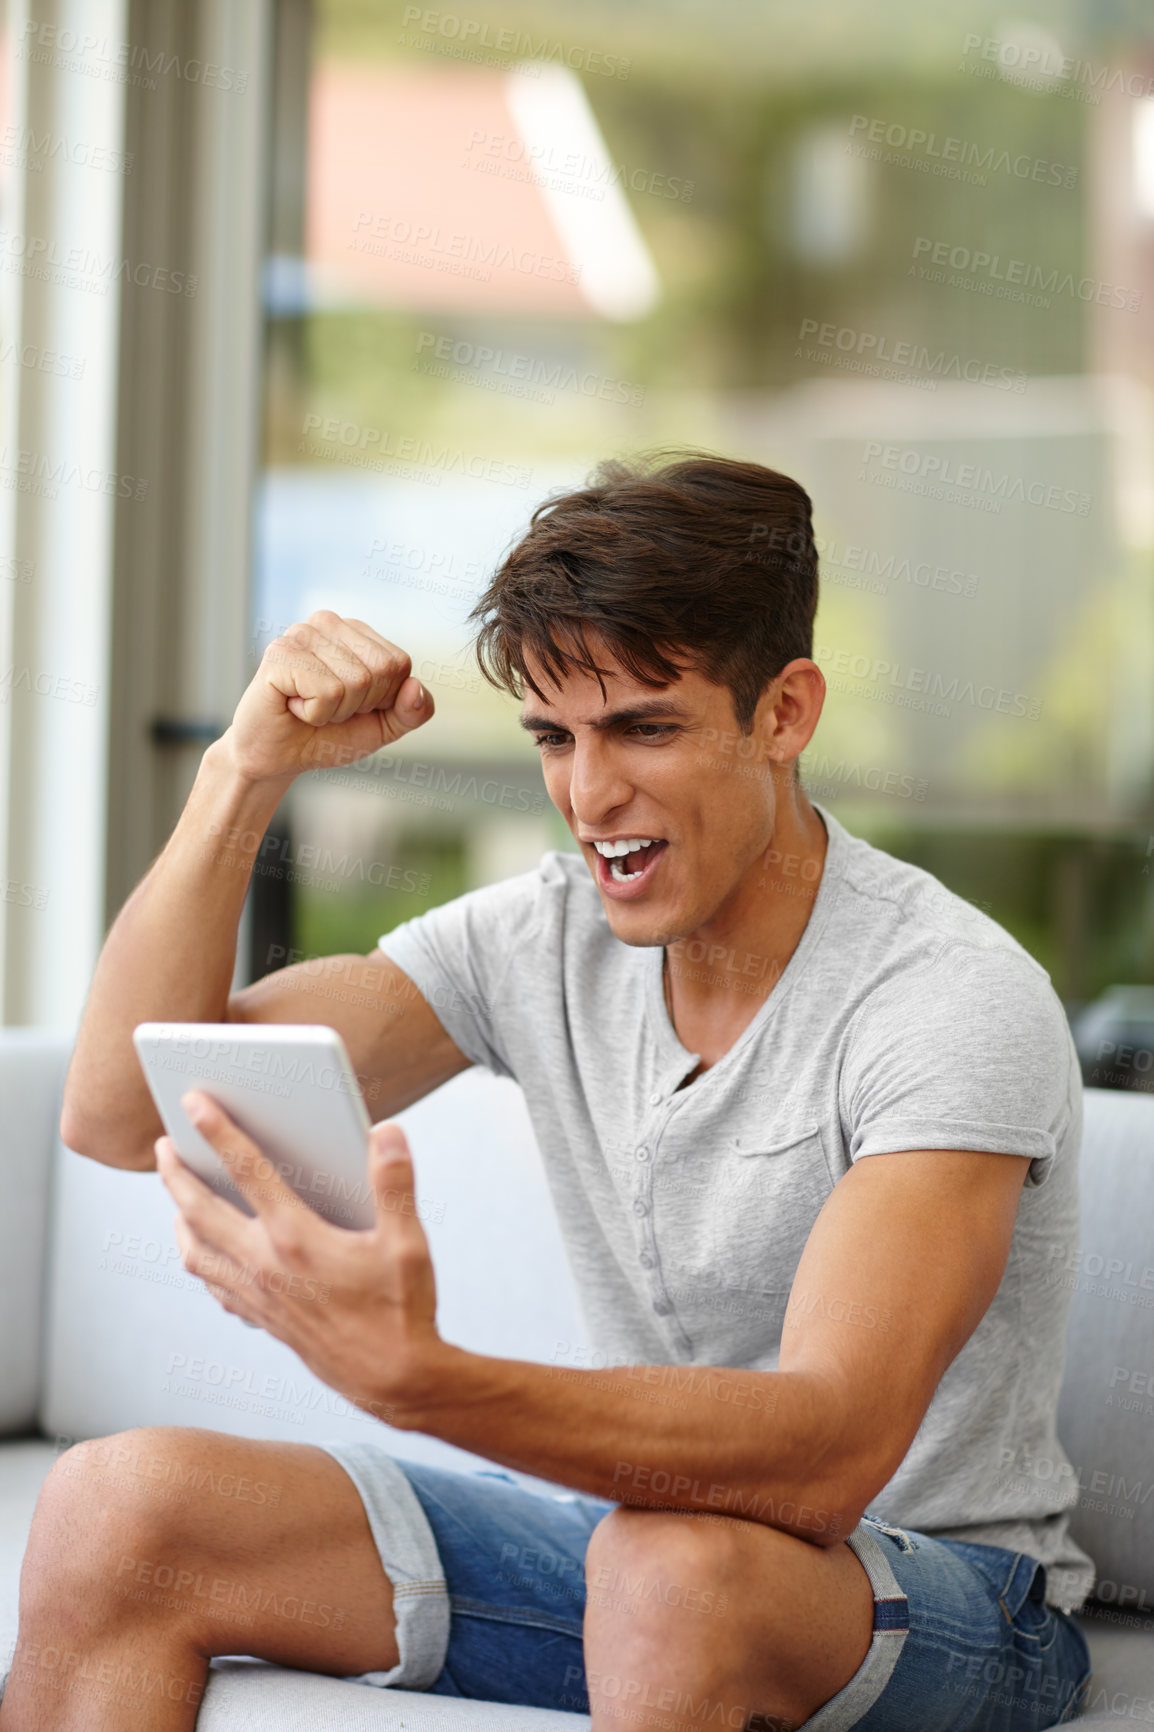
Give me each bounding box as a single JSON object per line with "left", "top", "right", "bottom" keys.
{"left": 632, "top": 1198, "right": 649, "bottom": 1217}
{"left": 639, "top": 1251, "right": 655, "bottom": 1269}
{"left": 648, "top": 1092, "right": 662, "bottom": 1106}
{"left": 653, "top": 1297, "right": 673, "bottom": 1316}
{"left": 635, "top": 1145, "right": 650, "bottom": 1161}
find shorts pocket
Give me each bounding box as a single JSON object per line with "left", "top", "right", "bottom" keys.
{"left": 1001, "top": 1556, "right": 1060, "bottom": 1652}
{"left": 1011, "top": 1589, "right": 1060, "bottom": 1656}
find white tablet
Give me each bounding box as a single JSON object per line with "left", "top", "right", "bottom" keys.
{"left": 133, "top": 1022, "right": 376, "bottom": 1229}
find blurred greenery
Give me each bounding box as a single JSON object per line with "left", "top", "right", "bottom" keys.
{"left": 849, "top": 824, "right": 1154, "bottom": 1000}
{"left": 295, "top": 830, "right": 470, "bottom": 956}
{"left": 318, "top": 0, "right": 1154, "bottom": 86}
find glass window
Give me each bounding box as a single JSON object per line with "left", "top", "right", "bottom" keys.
{"left": 251, "top": 0, "right": 1154, "bottom": 1014}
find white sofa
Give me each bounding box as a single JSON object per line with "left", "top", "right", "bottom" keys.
{"left": 1, "top": 1029, "right": 1152, "bottom": 1727}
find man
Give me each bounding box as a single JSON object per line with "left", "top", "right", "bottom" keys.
{"left": 2, "top": 453, "right": 1093, "bottom": 1731}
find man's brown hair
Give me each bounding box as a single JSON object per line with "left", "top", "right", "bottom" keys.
{"left": 469, "top": 449, "right": 819, "bottom": 732}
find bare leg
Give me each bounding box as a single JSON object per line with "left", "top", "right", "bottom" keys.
{"left": 0, "top": 1427, "right": 398, "bottom": 1732}
{"left": 582, "top": 1507, "right": 875, "bottom": 1732}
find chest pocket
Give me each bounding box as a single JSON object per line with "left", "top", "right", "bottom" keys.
{"left": 729, "top": 1123, "right": 838, "bottom": 1189}
{"left": 718, "top": 1125, "right": 837, "bottom": 1278}
{"left": 664, "top": 1122, "right": 837, "bottom": 1354}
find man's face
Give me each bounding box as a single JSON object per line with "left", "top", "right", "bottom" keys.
{"left": 520, "top": 644, "right": 797, "bottom": 947}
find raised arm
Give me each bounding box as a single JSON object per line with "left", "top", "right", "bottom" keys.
{"left": 60, "top": 612, "right": 470, "bottom": 1172}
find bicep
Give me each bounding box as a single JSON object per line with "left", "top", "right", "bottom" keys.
{"left": 226, "top": 948, "right": 473, "bottom": 1120}
{"left": 779, "top": 1148, "right": 1032, "bottom": 1522}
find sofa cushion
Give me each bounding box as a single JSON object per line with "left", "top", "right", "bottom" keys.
{"left": 1056, "top": 1090, "right": 1154, "bottom": 1611}
{"left": 195, "top": 1662, "right": 588, "bottom": 1730}
{"left": 1071, "top": 1612, "right": 1154, "bottom": 1727}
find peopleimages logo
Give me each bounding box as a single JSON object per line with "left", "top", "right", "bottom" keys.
{"left": 814, "top": 643, "right": 1043, "bottom": 720}
{"left": 462, "top": 129, "right": 693, "bottom": 203}
{"left": 414, "top": 332, "right": 645, "bottom": 405}
{"left": 797, "top": 319, "right": 1026, "bottom": 392}
{"left": 959, "top": 32, "right": 1154, "bottom": 102}
{"left": 848, "top": 115, "right": 1077, "bottom": 189}
{"left": 910, "top": 236, "right": 1141, "bottom": 313}
{"left": 861, "top": 441, "right": 1092, "bottom": 518}
{"left": 349, "top": 212, "right": 581, "bottom": 287}
{"left": 16, "top": 17, "right": 249, "bottom": 91}
{"left": 0, "top": 123, "right": 134, "bottom": 174}
{"left": 0, "top": 227, "right": 196, "bottom": 296}
{"left": 399, "top": 7, "right": 632, "bottom": 79}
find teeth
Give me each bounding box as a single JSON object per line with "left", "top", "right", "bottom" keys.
{"left": 594, "top": 838, "right": 656, "bottom": 857}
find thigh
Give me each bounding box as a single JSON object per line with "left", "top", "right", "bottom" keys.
{"left": 45, "top": 1427, "right": 399, "bottom": 1677}
{"left": 390, "top": 1460, "right": 615, "bottom": 1708}
{"left": 797, "top": 1517, "right": 1093, "bottom": 1732}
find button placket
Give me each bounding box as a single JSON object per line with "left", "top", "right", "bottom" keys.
{"left": 635, "top": 1090, "right": 696, "bottom": 1356}
{"left": 633, "top": 1096, "right": 680, "bottom": 1322}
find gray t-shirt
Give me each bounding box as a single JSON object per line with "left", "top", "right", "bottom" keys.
{"left": 378, "top": 803, "right": 1095, "bottom": 1611}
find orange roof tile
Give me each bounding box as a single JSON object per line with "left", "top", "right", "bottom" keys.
{"left": 307, "top": 61, "right": 592, "bottom": 316}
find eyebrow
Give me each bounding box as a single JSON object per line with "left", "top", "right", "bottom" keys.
{"left": 520, "top": 699, "right": 694, "bottom": 733}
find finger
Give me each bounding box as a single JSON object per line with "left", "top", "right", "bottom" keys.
{"left": 264, "top": 639, "right": 347, "bottom": 729}
{"left": 172, "top": 1208, "right": 252, "bottom": 1296}
{"left": 303, "top": 613, "right": 432, "bottom": 742}
{"left": 178, "top": 1091, "right": 309, "bottom": 1233}
{"left": 203, "top": 1274, "right": 263, "bottom": 1326}
{"left": 171, "top": 1211, "right": 264, "bottom": 1327}
{"left": 279, "top": 623, "right": 380, "bottom": 728}
{"left": 369, "top": 1122, "right": 427, "bottom": 1247}
{"left": 321, "top": 615, "right": 399, "bottom": 655}
{"left": 309, "top": 613, "right": 416, "bottom": 717}
{"left": 157, "top": 1134, "right": 260, "bottom": 1265}
{"left": 266, "top": 617, "right": 432, "bottom": 744}
{"left": 378, "top": 673, "right": 432, "bottom": 744}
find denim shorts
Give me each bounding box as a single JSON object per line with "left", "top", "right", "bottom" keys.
{"left": 318, "top": 1443, "right": 1093, "bottom": 1730}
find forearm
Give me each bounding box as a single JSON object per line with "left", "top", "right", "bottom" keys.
{"left": 61, "top": 733, "right": 295, "bottom": 1168}
{"left": 399, "top": 1347, "right": 856, "bottom": 1545}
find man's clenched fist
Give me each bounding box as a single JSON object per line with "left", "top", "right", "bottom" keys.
{"left": 221, "top": 611, "right": 434, "bottom": 785}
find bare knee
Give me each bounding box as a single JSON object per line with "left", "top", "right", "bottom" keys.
{"left": 584, "top": 1506, "right": 872, "bottom": 1730}
{"left": 583, "top": 1509, "right": 760, "bottom": 1727}
{"left": 21, "top": 1429, "right": 222, "bottom": 1637}
{"left": 585, "top": 1506, "right": 749, "bottom": 1627}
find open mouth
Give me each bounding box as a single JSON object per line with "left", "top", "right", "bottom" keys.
{"left": 590, "top": 837, "right": 668, "bottom": 894}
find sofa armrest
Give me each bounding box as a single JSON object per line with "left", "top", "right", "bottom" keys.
{"left": 0, "top": 1030, "right": 73, "bottom": 1435}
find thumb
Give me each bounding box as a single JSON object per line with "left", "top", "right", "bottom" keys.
{"left": 385, "top": 674, "right": 434, "bottom": 740}
{"left": 369, "top": 1121, "right": 417, "bottom": 1220}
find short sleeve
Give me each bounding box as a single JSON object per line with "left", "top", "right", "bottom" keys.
{"left": 376, "top": 866, "right": 547, "bottom": 1079}
{"left": 841, "top": 942, "right": 1076, "bottom": 1187}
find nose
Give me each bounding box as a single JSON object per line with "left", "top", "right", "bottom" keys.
{"left": 567, "top": 735, "right": 633, "bottom": 829}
